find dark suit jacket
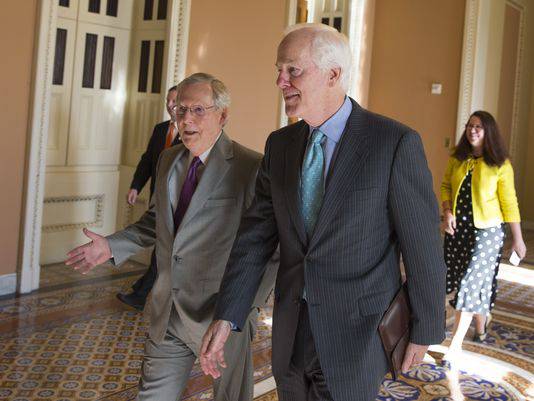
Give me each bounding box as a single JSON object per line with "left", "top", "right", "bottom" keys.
{"left": 130, "top": 120, "right": 181, "bottom": 199}
{"left": 214, "top": 99, "right": 446, "bottom": 401}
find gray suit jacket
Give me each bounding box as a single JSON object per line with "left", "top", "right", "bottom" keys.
{"left": 214, "top": 100, "right": 446, "bottom": 401}
{"left": 108, "top": 133, "right": 277, "bottom": 347}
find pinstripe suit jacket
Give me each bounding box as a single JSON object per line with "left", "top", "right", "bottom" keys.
{"left": 214, "top": 99, "right": 446, "bottom": 401}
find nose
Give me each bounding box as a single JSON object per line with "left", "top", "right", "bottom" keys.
{"left": 276, "top": 71, "right": 290, "bottom": 89}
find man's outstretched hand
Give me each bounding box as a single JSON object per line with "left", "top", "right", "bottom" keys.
{"left": 200, "top": 320, "right": 232, "bottom": 378}
{"left": 65, "top": 228, "right": 112, "bottom": 274}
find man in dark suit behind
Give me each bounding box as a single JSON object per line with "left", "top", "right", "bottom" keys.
{"left": 117, "top": 85, "right": 182, "bottom": 310}
{"left": 200, "top": 23, "right": 446, "bottom": 401}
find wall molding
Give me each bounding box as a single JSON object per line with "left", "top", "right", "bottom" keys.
{"left": 456, "top": 0, "right": 479, "bottom": 142}
{"left": 42, "top": 194, "right": 105, "bottom": 233}
{"left": 0, "top": 273, "right": 17, "bottom": 297}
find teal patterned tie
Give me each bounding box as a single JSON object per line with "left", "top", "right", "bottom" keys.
{"left": 301, "top": 129, "right": 325, "bottom": 236}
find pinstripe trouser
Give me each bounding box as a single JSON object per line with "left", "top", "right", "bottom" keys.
{"left": 276, "top": 301, "right": 334, "bottom": 401}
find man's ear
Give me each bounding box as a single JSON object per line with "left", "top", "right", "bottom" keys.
{"left": 328, "top": 67, "right": 342, "bottom": 87}
{"left": 220, "top": 109, "right": 229, "bottom": 126}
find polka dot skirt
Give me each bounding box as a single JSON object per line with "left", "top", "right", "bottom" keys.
{"left": 444, "top": 171, "right": 505, "bottom": 315}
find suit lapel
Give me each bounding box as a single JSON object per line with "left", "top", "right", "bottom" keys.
{"left": 284, "top": 122, "right": 309, "bottom": 246}
{"left": 164, "top": 146, "right": 187, "bottom": 235}
{"left": 175, "top": 132, "right": 233, "bottom": 234}
{"left": 310, "top": 101, "right": 370, "bottom": 247}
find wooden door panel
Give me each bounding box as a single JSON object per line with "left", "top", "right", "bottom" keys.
{"left": 47, "top": 18, "right": 77, "bottom": 166}
{"left": 67, "top": 22, "right": 130, "bottom": 166}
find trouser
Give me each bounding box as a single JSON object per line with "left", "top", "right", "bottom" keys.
{"left": 137, "top": 305, "right": 257, "bottom": 401}
{"left": 276, "top": 301, "right": 334, "bottom": 401}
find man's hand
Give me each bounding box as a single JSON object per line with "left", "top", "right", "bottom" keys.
{"left": 200, "top": 320, "right": 232, "bottom": 378}
{"left": 127, "top": 189, "right": 138, "bottom": 205}
{"left": 401, "top": 342, "right": 428, "bottom": 373}
{"left": 65, "top": 228, "right": 112, "bottom": 274}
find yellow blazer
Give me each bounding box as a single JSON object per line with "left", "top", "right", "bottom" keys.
{"left": 440, "top": 156, "right": 520, "bottom": 228}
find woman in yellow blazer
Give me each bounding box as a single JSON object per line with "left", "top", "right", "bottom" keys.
{"left": 441, "top": 111, "right": 526, "bottom": 356}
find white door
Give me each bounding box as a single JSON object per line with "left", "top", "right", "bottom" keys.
{"left": 41, "top": 0, "right": 134, "bottom": 264}
{"left": 67, "top": 21, "right": 130, "bottom": 166}
{"left": 47, "top": 17, "right": 76, "bottom": 166}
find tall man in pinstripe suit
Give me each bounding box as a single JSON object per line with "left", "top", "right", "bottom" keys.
{"left": 201, "top": 24, "right": 446, "bottom": 401}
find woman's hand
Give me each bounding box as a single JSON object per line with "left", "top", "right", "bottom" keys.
{"left": 508, "top": 222, "right": 527, "bottom": 260}
{"left": 442, "top": 210, "right": 456, "bottom": 235}
{"left": 511, "top": 238, "right": 527, "bottom": 259}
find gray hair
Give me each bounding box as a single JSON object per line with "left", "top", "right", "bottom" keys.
{"left": 284, "top": 23, "right": 352, "bottom": 92}
{"left": 175, "top": 72, "right": 231, "bottom": 109}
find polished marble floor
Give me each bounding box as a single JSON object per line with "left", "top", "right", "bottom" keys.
{"left": 1, "top": 261, "right": 532, "bottom": 400}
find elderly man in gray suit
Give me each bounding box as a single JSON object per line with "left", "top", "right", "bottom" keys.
{"left": 66, "top": 73, "right": 276, "bottom": 401}
{"left": 200, "top": 24, "right": 446, "bottom": 401}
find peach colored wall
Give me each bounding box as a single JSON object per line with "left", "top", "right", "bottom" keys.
{"left": 525, "top": 82, "right": 534, "bottom": 222}
{"left": 368, "top": 0, "right": 465, "bottom": 199}
{"left": 0, "top": 0, "right": 37, "bottom": 276}
{"left": 524, "top": 80, "right": 534, "bottom": 222}
{"left": 522, "top": 39, "right": 534, "bottom": 223}
{"left": 186, "top": 0, "right": 286, "bottom": 153}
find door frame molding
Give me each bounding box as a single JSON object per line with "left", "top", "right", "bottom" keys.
{"left": 456, "top": 0, "right": 525, "bottom": 154}
{"left": 19, "top": 0, "right": 191, "bottom": 294}
{"left": 455, "top": 0, "right": 527, "bottom": 198}
{"left": 504, "top": 0, "right": 525, "bottom": 163}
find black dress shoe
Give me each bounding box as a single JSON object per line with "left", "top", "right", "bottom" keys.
{"left": 116, "top": 292, "right": 145, "bottom": 311}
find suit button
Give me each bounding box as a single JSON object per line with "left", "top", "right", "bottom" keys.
{"left": 173, "top": 255, "right": 181, "bottom": 263}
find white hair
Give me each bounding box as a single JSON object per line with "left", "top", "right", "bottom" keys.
{"left": 175, "top": 72, "right": 231, "bottom": 109}
{"left": 284, "top": 23, "right": 352, "bottom": 92}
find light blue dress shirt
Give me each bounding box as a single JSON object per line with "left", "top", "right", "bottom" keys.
{"left": 306, "top": 96, "right": 353, "bottom": 180}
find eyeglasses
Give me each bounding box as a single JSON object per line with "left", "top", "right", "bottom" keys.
{"left": 175, "top": 105, "right": 216, "bottom": 117}
{"left": 466, "top": 123, "right": 483, "bottom": 132}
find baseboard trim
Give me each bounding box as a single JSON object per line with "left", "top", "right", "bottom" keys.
{"left": 0, "top": 273, "right": 16, "bottom": 296}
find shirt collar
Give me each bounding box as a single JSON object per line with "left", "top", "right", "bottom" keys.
{"left": 308, "top": 96, "right": 352, "bottom": 143}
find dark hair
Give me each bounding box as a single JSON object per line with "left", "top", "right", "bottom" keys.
{"left": 168, "top": 85, "right": 177, "bottom": 92}
{"left": 453, "top": 110, "right": 508, "bottom": 167}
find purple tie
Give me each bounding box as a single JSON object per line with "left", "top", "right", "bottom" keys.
{"left": 173, "top": 156, "right": 202, "bottom": 234}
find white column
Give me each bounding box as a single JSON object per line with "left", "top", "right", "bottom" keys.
{"left": 20, "top": 0, "right": 58, "bottom": 293}
{"left": 456, "top": 0, "right": 506, "bottom": 141}
{"left": 347, "top": 0, "right": 374, "bottom": 106}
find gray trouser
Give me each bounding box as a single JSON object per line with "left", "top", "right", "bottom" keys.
{"left": 137, "top": 306, "right": 257, "bottom": 401}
